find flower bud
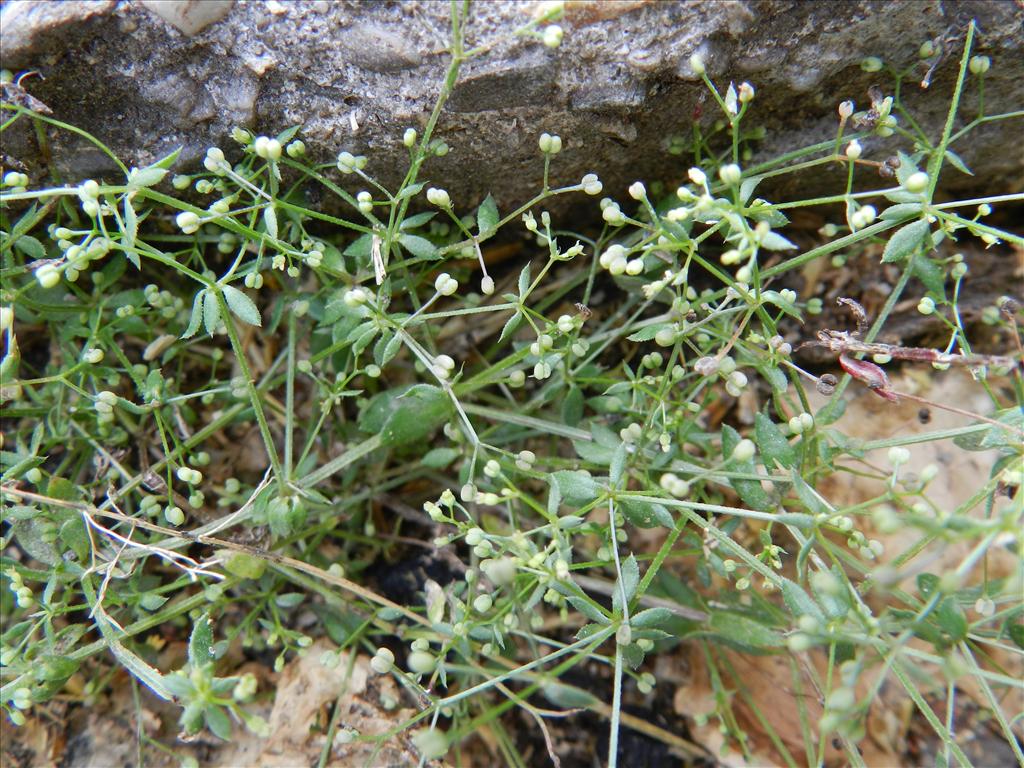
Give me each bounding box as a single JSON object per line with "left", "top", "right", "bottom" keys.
{"left": 581, "top": 173, "right": 603, "bottom": 195}
{"left": 731, "top": 439, "right": 756, "bottom": 462}
{"left": 426, "top": 187, "right": 451, "bottom": 208}
{"left": 542, "top": 24, "right": 563, "bottom": 48}
{"left": 35, "top": 263, "right": 61, "bottom": 289}
{"left": 861, "top": 56, "right": 883, "bottom": 73}
{"left": 904, "top": 171, "right": 929, "bottom": 194}
{"left": 718, "top": 163, "right": 741, "bottom": 186}
{"left": 969, "top": 55, "right": 990, "bottom": 75}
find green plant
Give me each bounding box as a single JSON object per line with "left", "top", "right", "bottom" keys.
{"left": 2, "top": 4, "right": 1022, "bottom": 766}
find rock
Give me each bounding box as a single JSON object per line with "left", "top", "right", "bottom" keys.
{"left": 139, "top": 0, "right": 232, "bottom": 37}
{"left": 1, "top": 0, "right": 1021, "bottom": 217}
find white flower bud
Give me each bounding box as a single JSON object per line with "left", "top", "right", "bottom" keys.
{"left": 542, "top": 24, "right": 563, "bottom": 48}
{"left": 176, "top": 211, "right": 201, "bottom": 234}
{"left": 426, "top": 187, "right": 451, "bottom": 208}
{"left": 581, "top": 173, "right": 603, "bottom": 195}
{"left": 687, "top": 167, "right": 707, "bottom": 186}
{"left": 628, "top": 181, "right": 646, "bottom": 200}
{"left": 904, "top": 172, "right": 929, "bottom": 194}
{"left": 35, "top": 263, "right": 61, "bottom": 289}
{"left": 845, "top": 140, "right": 862, "bottom": 160}
{"left": 731, "top": 439, "right": 756, "bottom": 462}
{"left": 887, "top": 446, "right": 911, "bottom": 466}
{"left": 718, "top": 163, "right": 742, "bottom": 186}
{"left": 689, "top": 53, "right": 705, "bottom": 76}
{"left": 403, "top": 128, "right": 417, "bottom": 147}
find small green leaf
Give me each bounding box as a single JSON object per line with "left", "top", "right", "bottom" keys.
{"left": 343, "top": 233, "right": 373, "bottom": 258}
{"left": 127, "top": 166, "right": 169, "bottom": 189}
{"left": 627, "top": 323, "right": 671, "bottom": 342}
{"left": 1006, "top": 622, "right": 1024, "bottom": 650}
{"left": 739, "top": 176, "right": 761, "bottom": 204}
{"left": 911, "top": 253, "right": 946, "bottom": 298}
{"left": 58, "top": 516, "right": 89, "bottom": 562}
{"left": 952, "top": 409, "right": 1023, "bottom": 452}
{"left": 498, "top": 311, "right": 523, "bottom": 344}
{"left": 188, "top": 614, "right": 215, "bottom": 668}
{"left": 630, "top": 607, "right": 674, "bottom": 628}
{"left": 275, "top": 125, "right": 302, "bottom": 144}
{"left": 394, "top": 181, "right": 425, "bottom": 202}
{"left": 163, "top": 673, "right": 195, "bottom": 699}
{"left": 881, "top": 219, "right": 930, "bottom": 263}
{"left": 204, "top": 705, "right": 233, "bottom": 740}
{"left": 361, "top": 384, "right": 449, "bottom": 447}
{"left": 400, "top": 211, "right": 436, "bottom": 230}
{"left": 476, "top": 193, "right": 499, "bottom": 236}
{"left": 263, "top": 205, "right": 278, "bottom": 240}
{"left": 619, "top": 498, "right": 673, "bottom": 529}
{"left": 140, "top": 593, "right": 170, "bottom": 611}
{"left": 881, "top": 202, "right": 923, "bottom": 220}
{"left": 123, "top": 197, "right": 138, "bottom": 251}
{"left": 222, "top": 285, "right": 262, "bottom": 327}
{"left": 708, "top": 611, "right": 784, "bottom": 650}
{"left": 13, "top": 235, "right": 45, "bottom": 260}
{"left": 421, "top": 447, "right": 460, "bottom": 468}
{"left": 567, "top": 595, "right": 611, "bottom": 624}
{"left": 781, "top": 578, "right": 826, "bottom": 624}
{"left": 562, "top": 385, "right": 584, "bottom": 426}
{"left": 151, "top": 145, "right": 182, "bottom": 170}
{"left": 944, "top": 149, "right": 973, "bottom": 176}
{"left": 398, "top": 233, "right": 439, "bottom": 260}
{"left": 274, "top": 592, "right": 305, "bottom": 608}
{"left": 552, "top": 470, "right": 601, "bottom": 506}
{"left": 202, "top": 290, "right": 221, "bottom": 335}
{"left": 622, "top": 642, "right": 645, "bottom": 669}
{"left": 790, "top": 469, "right": 831, "bottom": 516}
{"left": 934, "top": 597, "right": 968, "bottom": 643}
{"left": 760, "top": 231, "right": 797, "bottom": 251}
{"left": 609, "top": 443, "right": 627, "bottom": 486}
{"left": 576, "top": 622, "right": 606, "bottom": 640}
{"left": 811, "top": 566, "right": 851, "bottom": 620}
{"left": 754, "top": 413, "right": 795, "bottom": 470}
{"left": 917, "top": 573, "right": 940, "bottom": 598}
{"left": 517, "top": 263, "right": 532, "bottom": 298}
{"left": 614, "top": 554, "right": 640, "bottom": 612}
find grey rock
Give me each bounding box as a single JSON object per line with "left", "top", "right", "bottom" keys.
{"left": 1, "top": 0, "right": 1021, "bottom": 219}
{"left": 139, "top": 0, "right": 232, "bottom": 37}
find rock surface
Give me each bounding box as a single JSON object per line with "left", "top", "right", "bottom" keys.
{"left": 2, "top": 0, "right": 1022, "bottom": 216}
